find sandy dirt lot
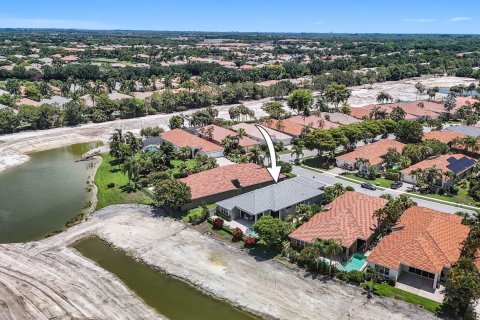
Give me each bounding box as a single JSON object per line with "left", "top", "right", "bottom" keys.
{"left": 0, "top": 204, "right": 438, "bottom": 320}
{"left": 348, "top": 75, "right": 476, "bottom": 107}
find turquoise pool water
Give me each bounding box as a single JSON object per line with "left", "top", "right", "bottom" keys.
{"left": 338, "top": 253, "right": 367, "bottom": 272}
{"left": 245, "top": 228, "right": 258, "bottom": 238}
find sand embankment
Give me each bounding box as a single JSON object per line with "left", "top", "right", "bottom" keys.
{"left": 0, "top": 204, "right": 438, "bottom": 320}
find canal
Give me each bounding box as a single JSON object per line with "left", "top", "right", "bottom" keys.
{"left": 0, "top": 142, "right": 100, "bottom": 243}
{"left": 74, "top": 237, "right": 258, "bottom": 320}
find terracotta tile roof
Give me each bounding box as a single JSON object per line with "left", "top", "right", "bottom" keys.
{"left": 401, "top": 154, "right": 477, "bottom": 175}
{"left": 260, "top": 119, "right": 306, "bottom": 137}
{"left": 289, "top": 192, "right": 388, "bottom": 247}
{"left": 318, "top": 112, "right": 361, "bottom": 125}
{"left": 336, "top": 140, "right": 405, "bottom": 166}
{"left": 288, "top": 115, "right": 339, "bottom": 129}
{"left": 198, "top": 124, "right": 259, "bottom": 148}
{"left": 456, "top": 96, "right": 479, "bottom": 106}
{"left": 350, "top": 100, "right": 449, "bottom": 120}
{"left": 161, "top": 129, "right": 224, "bottom": 153}
{"left": 422, "top": 130, "right": 467, "bottom": 144}
{"left": 367, "top": 206, "right": 470, "bottom": 274}
{"left": 179, "top": 163, "right": 273, "bottom": 199}
{"left": 230, "top": 123, "right": 293, "bottom": 142}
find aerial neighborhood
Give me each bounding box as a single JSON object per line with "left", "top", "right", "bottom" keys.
{"left": 1, "top": 24, "right": 480, "bottom": 320}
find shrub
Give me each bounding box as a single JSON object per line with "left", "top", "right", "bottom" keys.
{"left": 107, "top": 182, "right": 115, "bottom": 188}
{"left": 212, "top": 217, "right": 224, "bottom": 229}
{"left": 346, "top": 270, "right": 365, "bottom": 284}
{"left": 278, "top": 161, "right": 292, "bottom": 174}
{"left": 384, "top": 171, "right": 400, "bottom": 181}
{"left": 336, "top": 270, "right": 348, "bottom": 281}
{"left": 387, "top": 278, "right": 396, "bottom": 286}
{"left": 138, "top": 178, "right": 148, "bottom": 187}
{"left": 232, "top": 227, "right": 244, "bottom": 240}
{"left": 244, "top": 236, "right": 257, "bottom": 247}
{"left": 450, "top": 185, "right": 460, "bottom": 195}
{"left": 345, "top": 186, "right": 355, "bottom": 191}
{"left": 188, "top": 205, "right": 209, "bottom": 225}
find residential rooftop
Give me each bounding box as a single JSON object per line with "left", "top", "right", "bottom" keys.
{"left": 230, "top": 123, "right": 293, "bottom": 142}
{"left": 445, "top": 125, "right": 480, "bottom": 137}
{"left": 336, "top": 140, "right": 405, "bottom": 166}
{"left": 422, "top": 130, "right": 467, "bottom": 144}
{"left": 288, "top": 115, "right": 339, "bottom": 129}
{"left": 216, "top": 176, "right": 324, "bottom": 215}
{"left": 401, "top": 154, "right": 477, "bottom": 175}
{"left": 367, "top": 206, "right": 470, "bottom": 274}
{"left": 289, "top": 192, "right": 388, "bottom": 247}
{"left": 180, "top": 163, "right": 273, "bottom": 200}
{"left": 161, "top": 128, "right": 224, "bottom": 153}
{"left": 197, "top": 124, "right": 259, "bottom": 148}
{"left": 259, "top": 119, "right": 306, "bottom": 137}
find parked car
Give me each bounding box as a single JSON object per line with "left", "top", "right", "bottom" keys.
{"left": 390, "top": 181, "right": 403, "bottom": 189}
{"left": 361, "top": 182, "right": 376, "bottom": 190}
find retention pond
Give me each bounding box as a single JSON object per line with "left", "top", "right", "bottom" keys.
{"left": 74, "top": 237, "right": 258, "bottom": 320}
{"left": 0, "top": 142, "right": 100, "bottom": 243}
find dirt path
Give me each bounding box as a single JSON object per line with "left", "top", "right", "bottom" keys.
{"left": 0, "top": 204, "right": 438, "bottom": 320}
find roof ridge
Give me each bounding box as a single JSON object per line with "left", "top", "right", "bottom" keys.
{"left": 415, "top": 236, "right": 443, "bottom": 273}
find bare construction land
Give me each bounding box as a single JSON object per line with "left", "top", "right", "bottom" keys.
{"left": 0, "top": 204, "right": 438, "bottom": 320}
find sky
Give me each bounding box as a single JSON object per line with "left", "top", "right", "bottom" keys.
{"left": 1, "top": 0, "right": 479, "bottom": 34}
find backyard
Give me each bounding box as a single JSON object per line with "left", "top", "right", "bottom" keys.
{"left": 94, "top": 154, "right": 152, "bottom": 209}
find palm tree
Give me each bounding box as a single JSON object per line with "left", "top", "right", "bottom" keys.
{"left": 178, "top": 146, "right": 191, "bottom": 163}
{"left": 415, "top": 82, "right": 425, "bottom": 100}
{"left": 248, "top": 146, "right": 263, "bottom": 166}
{"left": 376, "top": 91, "right": 392, "bottom": 104}
{"left": 322, "top": 239, "right": 343, "bottom": 278}
{"left": 122, "top": 156, "right": 140, "bottom": 186}
{"left": 291, "top": 142, "right": 305, "bottom": 164}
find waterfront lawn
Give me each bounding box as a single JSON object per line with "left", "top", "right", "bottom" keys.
{"left": 361, "top": 281, "right": 440, "bottom": 313}
{"left": 182, "top": 204, "right": 216, "bottom": 223}
{"left": 344, "top": 174, "right": 393, "bottom": 189}
{"left": 95, "top": 154, "right": 151, "bottom": 209}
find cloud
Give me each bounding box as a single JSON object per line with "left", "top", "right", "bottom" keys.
{"left": 449, "top": 16, "right": 472, "bottom": 22}
{"left": 0, "top": 17, "right": 117, "bottom": 29}
{"left": 402, "top": 18, "right": 437, "bottom": 23}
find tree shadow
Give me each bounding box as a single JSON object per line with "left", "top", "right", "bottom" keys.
{"left": 120, "top": 184, "right": 138, "bottom": 193}
{"left": 246, "top": 243, "right": 281, "bottom": 261}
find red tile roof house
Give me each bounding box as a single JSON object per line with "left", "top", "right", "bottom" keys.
{"left": 231, "top": 123, "right": 293, "bottom": 146}
{"left": 160, "top": 128, "right": 224, "bottom": 158}
{"left": 400, "top": 154, "right": 477, "bottom": 189}
{"left": 179, "top": 163, "right": 276, "bottom": 209}
{"left": 288, "top": 115, "right": 340, "bottom": 130}
{"left": 367, "top": 206, "right": 470, "bottom": 289}
{"left": 335, "top": 140, "right": 405, "bottom": 173}
{"left": 197, "top": 124, "right": 259, "bottom": 150}
{"left": 289, "top": 192, "right": 388, "bottom": 260}
{"left": 422, "top": 130, "right": 467, "bottom": 145}
{"left": 350, "top": 100, "right": 451, "bottom": 120}
{"left": 260, "top": 119, "right": 307, "bottom": 138}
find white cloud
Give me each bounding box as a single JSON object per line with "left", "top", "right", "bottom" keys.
{"left": 449, "top": 16, "right": 472, "bottom": 22}
{"left": 0, "top": 17, "right": 116, "bottom": 29}
{"left": 402, "top": 18, "right": 437, "bottom": 23}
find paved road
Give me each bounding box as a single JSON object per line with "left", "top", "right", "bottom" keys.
{"left": 286, "top": 162, "right": 475, "bottom": 215}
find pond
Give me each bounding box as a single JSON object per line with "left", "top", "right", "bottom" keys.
{"left": 0, "top": 142, "right": 101, "bottom": 243}
{"left": 438, "top": 87, "right": 479, "bottom": 96}
{"left": 74, "top": 237, "right": 258, "bottom": 320}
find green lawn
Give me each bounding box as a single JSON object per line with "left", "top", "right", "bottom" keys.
{"left": 302, "top": 156, "right": 335, "bottom": 170}
{"left": 95, "top": 154, "right": 152, "bottom": 209}
{"left": 413, "top": 190, "right": 478, "bottom": 207}
{"left": 361, "top": 281, "right": 440, "bottom": 313}
{"left": 182, "top": 204, "right": 217, "bottom": 223}
{"left": 344, "top": 174, "right": 393, "bottom": 188}
{"left": 168, "top": 159, "right": 197, "bottom": 175}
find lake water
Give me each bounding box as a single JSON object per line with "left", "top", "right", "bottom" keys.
{"left": 0, "top": 142, "right": 100, "bottom": 243}
{"left": 438, "top": 87, "right": 479, "bottom": 96}
{"left": 74, "top": 237, "right": 258, "bottom": 320}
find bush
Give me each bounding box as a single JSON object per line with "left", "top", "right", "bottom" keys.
{"left": 212, "top": 217, "right": 224, "bottom": 229}
{"left": 188, "top": 205, "right": 209, "bottom": 225}
{"left": 347, "top": 270, "right": 365, "bottom": 284}
{"left": 138, "top": 178, "right": 148, "bottom": 187}
{"left": 384, "top": 171, "right": 400, "bottom": 181}
{"left": 387, "top": 278, "right": 396, "bottom": 286}
{"left": 450, "top": 185, "right": 460, "bottom": 195}
{"left": 336, "top": 270, "right": 348, "bottom": 281}
{"left": 278, "top": 161, "right": 292, "bottom": 174}
{"left": 107, "top": 182, "right": 115, "bottom": 188}
{"left": 345, "top": 186, "right": 355, "bottom": 191}
{"left": 232, "top": 227, "right": 244, "bottom": 240}
{"left": 244, "top": 236, "right": 257, "bottom": 247}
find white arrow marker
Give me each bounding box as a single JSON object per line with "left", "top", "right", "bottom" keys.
{"left": 255, "top": 124, "right": 281, "bottom": 183}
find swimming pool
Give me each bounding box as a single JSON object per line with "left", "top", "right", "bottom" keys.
{"left": 338, "top": 253, "right": 367, "bottom": 272}
{"left": 245, "top": 228, "right": 258, "bottom": 238}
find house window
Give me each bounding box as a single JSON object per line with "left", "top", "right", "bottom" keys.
{"left": 375, "top": 266, "right": 390, "bottom": 276}
{"left": 218, "top": 207, "right": 229, "bottom": 215}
